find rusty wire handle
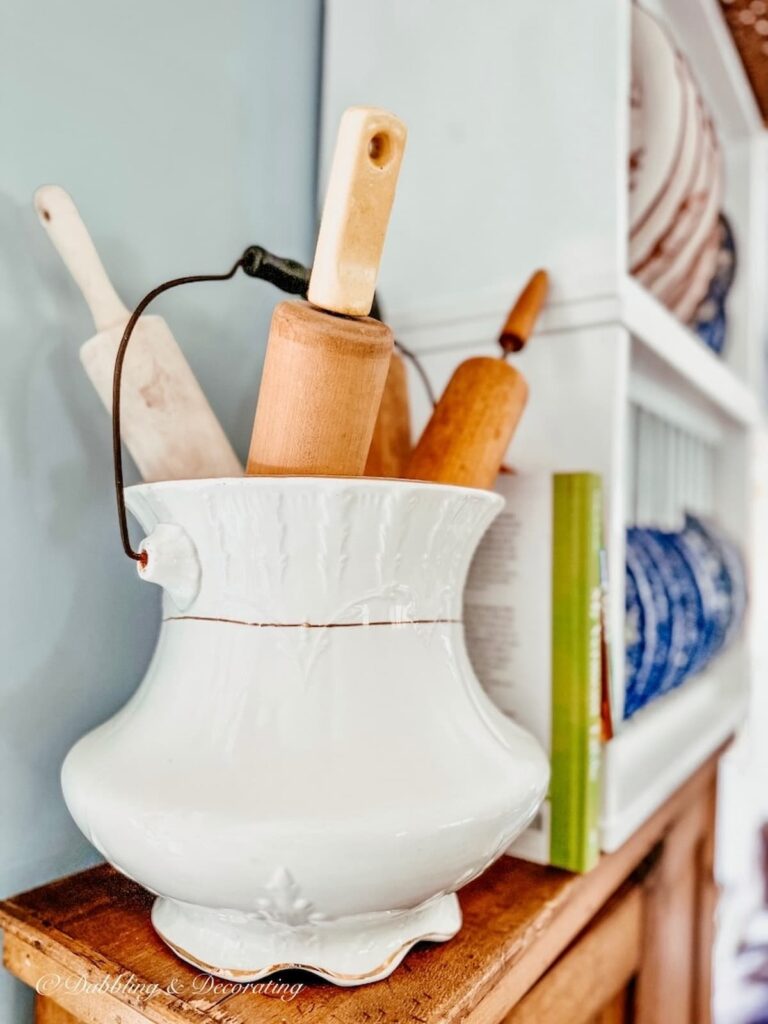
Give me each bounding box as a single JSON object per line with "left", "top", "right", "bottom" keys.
{"left": 113, "top": 255, "right": 247, "bottom": 562}
{"left": 112, "top": 247, "right": 435, "bottom": 563}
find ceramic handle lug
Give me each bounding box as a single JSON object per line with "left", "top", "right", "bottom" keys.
{"left": 137, "top": 524, "right": 201, "bottom": 611}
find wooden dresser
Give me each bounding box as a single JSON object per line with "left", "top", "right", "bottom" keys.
{"left": 0, "top": 749, "right": 722, "bottom": 1024}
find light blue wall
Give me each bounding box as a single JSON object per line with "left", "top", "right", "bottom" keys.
{"left": 0, "top": 2, "right": 321, "bottom": 1018}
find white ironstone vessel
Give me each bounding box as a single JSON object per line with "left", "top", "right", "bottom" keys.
{"left": 62, "top": 477, "right": 548, "bottom": 986}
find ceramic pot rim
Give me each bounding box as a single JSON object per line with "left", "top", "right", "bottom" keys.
{"left": 125, "top": 474, "right": 506, "bottom": 509}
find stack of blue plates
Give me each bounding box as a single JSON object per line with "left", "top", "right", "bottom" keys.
{"left": 624, "top": 514, "right": 746, "bottom": 720}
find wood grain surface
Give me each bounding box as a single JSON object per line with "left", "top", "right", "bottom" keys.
{"left": 719, "top": 2, "right": 768, "bottom": 125}
{"left": 34, "top": 997, "right": 83, "bottom": 1024}
{"left": 308, "top": 107, "right": 406, "bottom": 317}
{"left": 406, "top": 357, "right": 528, "bottom": 489}
{"left": 246, "top": 301, "right": 393, "bottom": 476}
{"left": 364, "top": 351, "right": 411, "bottom": 476}
{"left": 503, "top": 886, "right": 641, "bottom": 1024}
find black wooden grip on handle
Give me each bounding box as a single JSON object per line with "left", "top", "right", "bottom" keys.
{"left": 241, "top": 246, "right": 311, "bottom": 297}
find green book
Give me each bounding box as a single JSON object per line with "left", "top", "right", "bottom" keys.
{"left": 549, "top": 474, "right": 602, "bottom": 871}
{"left": 464, "top": 471, "right": 604, "bottom": 873}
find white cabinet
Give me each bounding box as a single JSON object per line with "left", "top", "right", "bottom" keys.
{"left": 320, "top": 0, "right": 767, "bottom": 850}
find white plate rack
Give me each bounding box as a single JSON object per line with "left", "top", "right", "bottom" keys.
{"left": 627, "top": 403, "right": 718, "bottom": 528}
{"left": 320, "top": 0, "right": 767, "bottom": 850}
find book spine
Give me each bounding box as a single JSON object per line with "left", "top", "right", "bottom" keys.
{"left": 549, "top": 474, "right": 603, "bottom": 872}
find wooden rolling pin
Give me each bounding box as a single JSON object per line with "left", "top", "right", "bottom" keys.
{"left": 35, "top": 185, "right": 242, "bottom": 483}
{"left": 405, "top": 270, "right": 549, "bottom": 489}
{"left": 247, "top": 107, "right": 406, "bottom": 477}
{"left": 364, "top": 349, "right": 411, "bottom": 477}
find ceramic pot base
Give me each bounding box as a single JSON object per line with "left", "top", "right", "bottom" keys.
{"left": 151, "top": 892, "right": 462, "bottom": 986}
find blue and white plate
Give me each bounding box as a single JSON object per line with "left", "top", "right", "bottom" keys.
{"left": 673, "top": 514, "right": 733, "bottom": 667}
{"left": 690, "top": 513, "right": 747, "bottom": 650}
{"left": 641, "top": 527, "right": 705, "bottom": 694}
{"left": 625, "top": 528, "right": 673, "bottom": 718}
{"left": 624, "top": 560, "right": 646, "bottom": 720}
{"left": 690, "top": 214, "right": 736, "bottom": 356}
{"left": 718, "top": 532, "right": 747, "bottom": 648}
{"left": 623, "top": 509, "right": 747, "bottom": 720}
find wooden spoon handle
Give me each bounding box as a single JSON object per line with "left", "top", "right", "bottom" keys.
{"left": 34, "top": 184, "right": 129, "bottom": 332}
{"left": 308, "top": 107, "right": 407, "bottom": 317}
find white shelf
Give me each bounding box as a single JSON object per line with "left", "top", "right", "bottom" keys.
{"left": 393, "top": 274, "right": 761, "bottom": 437}
{"left": 621, "top": 276, "right": 762, "bottom": 430}
{"left": 601, "top": 664, "right": 748, "bottom": 851}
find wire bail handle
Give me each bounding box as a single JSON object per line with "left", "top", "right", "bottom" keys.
{"left": 112, "top": 247, "right": 435, "bottom": 564}
{"left": 112, "top": 247, "right": 310, "bottom": 563}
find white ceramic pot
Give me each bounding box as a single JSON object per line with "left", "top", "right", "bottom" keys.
{"left": 62, "top": 478, "right": 548, "bottom": 986}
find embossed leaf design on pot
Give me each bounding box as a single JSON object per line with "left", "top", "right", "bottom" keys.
{"left": 255, "top": 867, "right": 326, "bottom": 926}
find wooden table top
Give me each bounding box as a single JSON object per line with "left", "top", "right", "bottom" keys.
{"left": 0, "top": 752, "right": 720, "bottom": 1024}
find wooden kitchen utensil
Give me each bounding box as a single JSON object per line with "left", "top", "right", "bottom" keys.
{"left": 364, "top": 351, "right": 411, "bottom": 477}
{"left": 247, "top": 107, "right": 406, "bottom": 477}
{"left": 405, "top": 270, "right": 549, "bottom": 489}
{"left": 405, "top": 358, "right": 528, "bottom": 490}
{"left": 498, "top": 269, "right": 549, "bottom": 354}
{"left": 35, "top": 185, "right": 242, "bottom": 483}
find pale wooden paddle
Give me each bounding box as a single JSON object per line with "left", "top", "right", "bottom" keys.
{"left": 35, "top": 185, "right": 242, "bottom": 483}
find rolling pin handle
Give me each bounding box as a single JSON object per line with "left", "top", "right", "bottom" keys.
{"left": 497, "top": 270, "right": 550, "bottom": 356}
{"left": 34, "top": 185, "right": 131, "bottom": 333}
{"left": 308, "top": 107, "right": 407, "bottom": 317}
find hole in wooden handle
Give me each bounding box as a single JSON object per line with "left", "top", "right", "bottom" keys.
{"left": 368, "top": 131, "right": 391, "bottom": 168}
